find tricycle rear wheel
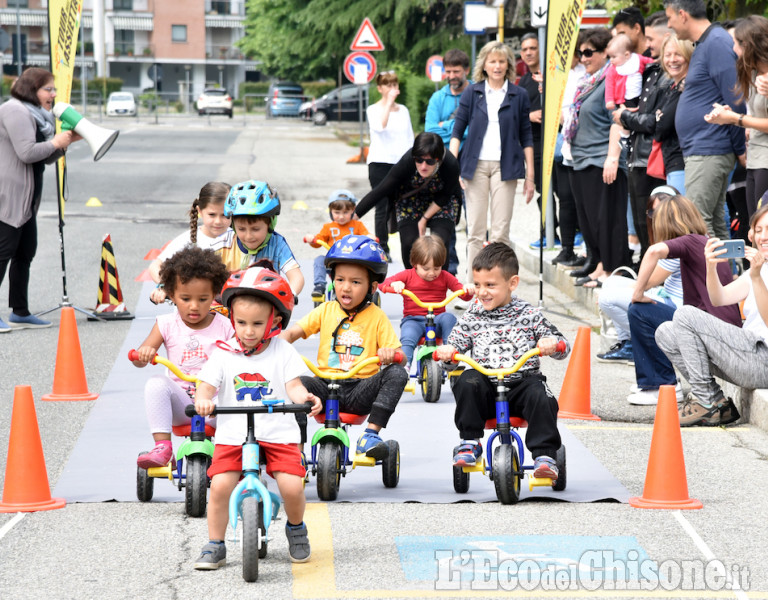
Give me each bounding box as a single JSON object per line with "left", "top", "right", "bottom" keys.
{"left": 452, "top": 464, "right": 470, "bottom": 493}
{"left": 553, "top": 444, "right": 567, "bottom": 491}
{"left": 381, "top": 440, "right": 400, "bottom": 488}
{"left": 185, "top": 455, "right": 209, "bottom": 517}
{"left": 136, "top": 454, "right": 154, "bottom": 502}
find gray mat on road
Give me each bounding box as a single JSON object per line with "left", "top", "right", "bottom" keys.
{"left": 54, "top": 260, "right": 630, "bottom": 504}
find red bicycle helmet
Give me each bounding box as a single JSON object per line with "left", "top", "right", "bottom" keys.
{"left": 221, "top": 266, "right": 294, "bottom": 326}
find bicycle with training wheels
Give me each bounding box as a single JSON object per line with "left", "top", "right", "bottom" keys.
{"left": 301, "top": 352, "right": 403, "bottom": 501}
{"left": 185, "top": 400, "right": 311, "bottom": 583}
{"left": 435, "top": 342, "right": 567, "bottom": 505}
{"left": 127, "top": 349, "right": 213, "bottom": 517}
{"left": 380, "top": 285, "right": 470, "bottom": 403}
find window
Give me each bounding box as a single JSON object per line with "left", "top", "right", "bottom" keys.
{"left": 114, "top": 29, "right": 134, "bottom": 54}
{"left": 172, "top": 25, "right": 187, "bottom": 43}
{"left": 113, "top": 0, "right": 133, "bottom": 9}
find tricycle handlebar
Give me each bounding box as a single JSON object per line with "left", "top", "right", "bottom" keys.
{"left": 128, "top": 349, "right": 198, "bottom": 383}
{"left": 302, "top": 349, "right": 404, "bottom": 380}
{"left": 379, "top": 285, "right": 470, "bottom": 310}
{"left": 185, "top": 402, "right": 312, "bottom": 418}
{"left": 432, "top": 340, "right": 567, "bottom": 378}
{"left": 305, "top": 237, "right": 330, "bottom": 250}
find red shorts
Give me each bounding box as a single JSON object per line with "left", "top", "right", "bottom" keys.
{"left": 208, "top": 441, "right": 304, "bottom": 479}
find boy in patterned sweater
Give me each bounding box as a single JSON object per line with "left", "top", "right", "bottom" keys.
{"left": 434, "top": 243, "right": 570, "bottom": 481}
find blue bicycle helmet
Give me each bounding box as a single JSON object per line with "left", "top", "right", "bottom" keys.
{"left": 327, "top": 189, "right": 357, "bottom": 206}
{"left": 224, "top": 180, "right": 281, "bottom": 231}
{"left": 324, "top": 235, "right": 388, "bottom": 283}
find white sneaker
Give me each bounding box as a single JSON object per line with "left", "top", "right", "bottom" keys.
{"left": 627, "top": 383, "right": 682, "bottom": 405}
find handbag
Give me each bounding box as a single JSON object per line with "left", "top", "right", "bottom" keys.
{"left": 647, "top": 139, "right": 666, "bottom": 180}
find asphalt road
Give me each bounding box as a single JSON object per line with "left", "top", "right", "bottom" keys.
{"left": 0, "top": 114, "right": 767, "bottom": 599}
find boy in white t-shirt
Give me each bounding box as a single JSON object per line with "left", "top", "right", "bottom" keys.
{"left": 192, "top": 267, "right": 321, "bottom": 571}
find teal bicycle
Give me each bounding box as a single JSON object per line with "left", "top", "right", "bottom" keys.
{"left": 185, "top": 400, "right": 311, "bottom": 582}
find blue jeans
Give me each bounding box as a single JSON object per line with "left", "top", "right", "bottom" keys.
{"left": 399, "top": 313, "right": 457, "bottom": 365}
{"left": 313, "top": 255, "right": 327, "bottom": 288}
{"left": 666, "top": 170, "right": 686, "bottom": 196}
{"left": 627, "top": 301, "right": 677, "bottom": 389}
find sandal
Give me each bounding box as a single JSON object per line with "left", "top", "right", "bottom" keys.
{"left": 583, "top": 279, "right": 603, "bottom": 289}
{"left": 574, "top": 276, "right": 592, "bottom": 286}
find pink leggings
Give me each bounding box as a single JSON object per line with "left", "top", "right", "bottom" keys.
{"left": 144, "top": 375, "right": 215, "bottom": 434}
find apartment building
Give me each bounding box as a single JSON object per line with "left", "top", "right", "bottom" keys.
{"left": 0, "top": 0, "right": 259, "bottom": 99}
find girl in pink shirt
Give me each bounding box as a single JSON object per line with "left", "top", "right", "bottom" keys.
{"left": 130, "top": 246, "right": 233, "bottom": 468}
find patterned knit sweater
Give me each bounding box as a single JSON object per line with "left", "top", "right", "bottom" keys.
{"left": 446, "top": 297, "right": 570, "bottom": 374}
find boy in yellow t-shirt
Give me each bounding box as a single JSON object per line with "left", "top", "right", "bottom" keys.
{"left": 303, "top": 189, "right": 370, "bottom": 299}
{"left": 280, "top": 235, "right": 408, "bottom": 459}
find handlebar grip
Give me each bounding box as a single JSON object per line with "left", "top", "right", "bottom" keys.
{"left": 431, "top": 350, "right": 457, "bottom": 362}
{"left": 379, "top": 284, "right": 395, "bottom": 293}
{"left": 555, "top": 340, "right": 567, "bottom": 353}
{"left": 128, "top": 349, "right": 157, "bottom": 364}
{"left": 185, "top": 404, "right": 199, "bottom": 417}
{"left": 393, "top": 350, "right": 404, "bottom": 364}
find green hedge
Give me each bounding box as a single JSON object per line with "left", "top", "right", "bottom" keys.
{"left": 71, "top": 77, "right": 124, "bottom": 97}
{"left": 301, "top": 81, "right": 336, "bottom": 99}
{"left": 239, "top": 81, "right": 270, "bottom": 97}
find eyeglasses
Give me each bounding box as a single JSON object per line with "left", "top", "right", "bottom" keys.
{"left": 41, "top": 86, "right": 57, "bottom": 93}
{"left": 576, "top": 49, "right": 596, "bottom": 58}
{"left": 414, "top": 157, "right": 438, "bottom": 165}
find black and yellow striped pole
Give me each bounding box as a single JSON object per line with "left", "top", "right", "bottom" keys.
{"left": 93, "top": 234, "right": 133, "bottom": 320}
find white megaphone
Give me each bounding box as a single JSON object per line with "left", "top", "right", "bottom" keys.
{"left": 52, "top": 102, "right": 119, "bottom": 161}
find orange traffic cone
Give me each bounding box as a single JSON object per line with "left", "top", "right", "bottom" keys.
{"left": 42, "top": 307, "right": 98, "bottom": 402}
{"left": 629, "top": 385, "right": 702, "bottom": 509}
{"left": 135, "top": 268, "right": 154, "bottom": 282}
{"left": 558, "top": 326, "right": 600, "bottom": 421}
{"left": 0, "top": 386, "right": 66, "bottom": 512}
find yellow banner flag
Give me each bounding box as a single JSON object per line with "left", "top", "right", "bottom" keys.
{"left": 541, "top": 0, "right": 586, "bottom": 225}
{"left": 48, "top": 0, "right": 83, "bottom": 215}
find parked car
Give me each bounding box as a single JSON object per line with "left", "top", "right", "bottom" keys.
{"left": 266, "top": 81, "right": 304, "bottom": 118}
{"left": 196, "top": 88, "right": 233, "bottom": 118}
{"left": 300, "top": 84, "right": 368, "bottom": 126}
{"left": 106, "top": 91, "right": 136, "bottom": 116}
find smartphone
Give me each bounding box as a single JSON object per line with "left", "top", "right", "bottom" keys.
{"left": 719, "top": 239, "right": 745, "bottom": 259}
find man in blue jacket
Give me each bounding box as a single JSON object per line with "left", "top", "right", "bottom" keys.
{"left": 665, "top": 0, "right": 746, "bottom": 240}
{"left": 425, "top": 49, "right": 471, "bottom": 277}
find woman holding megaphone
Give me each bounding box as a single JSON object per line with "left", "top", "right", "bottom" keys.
{"left": 0, "top": 67, "right": 82, "bottom": 332}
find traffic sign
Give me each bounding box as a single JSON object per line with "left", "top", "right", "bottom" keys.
{"left": 531, "top": 0, "right": 548, "bottom": 27}
{"left": 350, "top": 17, "right": 385, "bottom": 52}
{"left": 344, "top": 51, "right": 377, "bottom": 84}
{"left": 426, "top": 55, "right": 445, "bottom": 82}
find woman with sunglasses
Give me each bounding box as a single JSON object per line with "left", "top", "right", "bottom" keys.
{"left": 565, "top": 28, "right": 631, "bottom": 288}
{"left": 626, "top": 189, "right": 741, "bottom": 408}
{"left": 0, "top": 67, "right": 81, "bottom": 332}
{"left": 355, "top": 132, "right": 461, "bottom": 270}
{"left": 448, "top": 41, "right": 535, "bottom": 284}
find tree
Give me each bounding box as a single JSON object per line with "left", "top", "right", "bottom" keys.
{"left": 240, "top": 0, "right": 470, "bottom": 81}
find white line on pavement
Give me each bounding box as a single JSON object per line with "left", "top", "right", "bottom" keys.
{"left": 674, "top": 510, "right": 748, "bottom": 599}
{"left": 0, "top": 512, "right": 25, "bottom": 541}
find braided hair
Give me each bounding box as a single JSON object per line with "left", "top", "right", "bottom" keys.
{"left": 188, "top": 181, "right": 231, "bottom": 244}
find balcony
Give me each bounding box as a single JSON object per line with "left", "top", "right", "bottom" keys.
{"left": 107, "top": 42, "right": 153, "bottom": 58}
{"left": 205, "top": 44, "right": 244, "bottom": 61}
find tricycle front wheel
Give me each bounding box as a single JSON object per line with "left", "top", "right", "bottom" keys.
{"left": 381, "top": 440, "right": 400, "bottom": 488}
{"left": 420, "top": 359, "right": 443, "bottom": 403}
{"left": 492, "top": 444, "right": 521, "bottom": 505}
{"left": 185, "top": 454, "right": 210, "bottom": 517}
{"left": 316, "top": 442, "right": 342, "bottom": 501}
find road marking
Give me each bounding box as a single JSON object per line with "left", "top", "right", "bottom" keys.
{"left": 294, "top": 504, "right": 757, "bottom": 598}
{"left": 674, "top": 511, "right": 749, "bottom": 600}
{"left": 0, "top": 512, "right": 25, "bottom": 541}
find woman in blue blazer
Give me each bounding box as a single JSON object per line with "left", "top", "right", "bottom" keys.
{"left": 449, "top": 40, "right": 534, "bottom": 282}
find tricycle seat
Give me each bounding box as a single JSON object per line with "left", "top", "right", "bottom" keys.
{"left": 314, "top": 412, "right": 367, "bottom": 425}
{"left": 485, "top": 417, "right": 527, "bottom": 429}
{"left": 172, "top": 424, "right": 216, "bottom": 437}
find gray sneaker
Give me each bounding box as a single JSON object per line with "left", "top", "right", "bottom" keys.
{"left": 718, "top": 397, "right": 741, "bottom": 426}
{"left": 285, "top": 522, "right": 311, "bottom": 563}
{"left": 678, "top": 394, "right": 721, "bottom": 427}
{"left": 0, "top": 318, "right": 10, "bottom": 333}
{"left": 194, "top": 541, "right": 226, "bottom": 570}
